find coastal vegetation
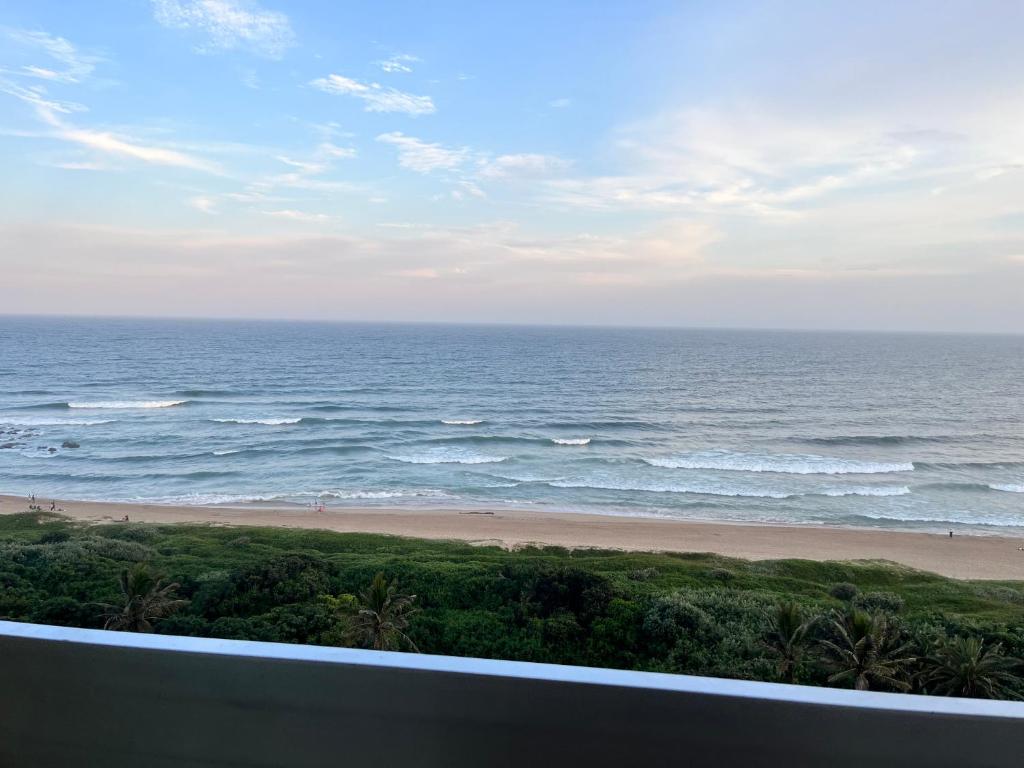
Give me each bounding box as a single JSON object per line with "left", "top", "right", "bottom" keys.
{"left": 0, "top": 511, "right": 1021, "bottom": 700}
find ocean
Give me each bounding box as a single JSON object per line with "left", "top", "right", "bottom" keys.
{"left": 0, "top": 317, "right": 1021, "bottom": 533}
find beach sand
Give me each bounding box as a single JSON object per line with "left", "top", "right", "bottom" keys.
{"left": 2, "top": 494, "right": 1022, "bottom": 580}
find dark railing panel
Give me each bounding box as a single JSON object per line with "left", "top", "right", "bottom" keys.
{"left": 1, "top": 621, "right": 1022, "bottom": 767}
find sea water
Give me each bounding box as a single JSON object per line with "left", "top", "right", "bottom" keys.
{"left": 0, "top": 317, "right": 1021, "bottom": 533}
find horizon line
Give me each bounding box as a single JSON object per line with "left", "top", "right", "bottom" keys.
{"left": 1, "top": 312, "right": 1021, "bottom": 338}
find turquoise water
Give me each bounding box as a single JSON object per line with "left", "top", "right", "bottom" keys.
{"left": 1, "top": 317, "right": 1022, "bottom": 532}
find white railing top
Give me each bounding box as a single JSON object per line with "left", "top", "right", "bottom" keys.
{"left": 3, "top": 619, "right": 1022, "bottom": 719}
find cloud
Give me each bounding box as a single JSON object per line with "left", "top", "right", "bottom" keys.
{"left": 453, "top": 180, "right": 486, "bottom": 200}
{"left": 391, "top": 268, "right": 439, "bottom": 279}
{"left": 376, "top": 132, "right": 468, "bottom": 173}
{"left": 6, "top": 222, "right": 1021, "bottom": 331}
{"left": 152, "top": 0, "right": 295, "bottom": 59}
{"left": 2, "top": 28, "right": 100, "bottom": 83}
{"left": 240, "top": 140, "right": 361, "bottom": 199}
{"left": 318, "top": 142, "right": 356, "bottom": 160}
{"left": 60, "top": 126, "right": 222, "bottom": 172}
{"left": 0, "top": 80, "right": 221, "bottom": 173}
{"left": 478, "top": 153, "right": 569, "bottom": 179}
{"left": 310, "top": 74, "right": 435, "bottom": 115}
{"left": 263, "top": 209, "right": 330, "bottom": 222}
{"left": 189, "top": 195, "right": 218, "bottom": 213}
{"left": 378, "top": 54, "right": 418, "bottom": 74}
{"left": 549, "top": 98, "right": 571, "bottom": 109}
{"left": 542, "top": 106, "right": 1002, "bottom": 218}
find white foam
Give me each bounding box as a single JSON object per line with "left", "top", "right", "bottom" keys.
{"left": 820, "top": 486, "right": 911, "bottom": 497}
{"left": 212, "top": 449, "right": 241, "bottom": 455}
{"left": 18, "top": 448, "right": 60, "bottom": 459}
{"left": 548, "top": 479, "right": 794, "bottom": 499}
{"left": 317, "top": 489, "right": 452, "bottom": 500}
{"left": 211, "top": 418, "right": 301, "bottom": 426}
{"left": 855, "top": 510, "right": 1024, "bottom": 527}
{"left": 441, "top": 419, "right": 483, "bottom": 425}
{"left": 990, "top": 483, "right": 1024, "bottom": 493}
{"left": 387, "top": 447, "right": 506, "bottom": 465}
{"left": 0, "top": 417, "right": 113, "bottom": 426}
{"left": 646, "top": 450, "right": 914, "bottom": 475}
{"left": 128, "top": 493, "right": 274, "bottom": 506}
{"left": 68, "top": 400, "right": 185, "bottom": 409}
{"left": 552, "top": 438, "right": 591, "bottom": 446}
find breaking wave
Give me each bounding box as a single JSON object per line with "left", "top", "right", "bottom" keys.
{"left": 211, "top": 418, "right": 301, "bottom": 426}
{"left": 552, "top": 438, "right": 591, "bottom": 446}
{"left": 387, "top": 447, "right": 506, "bottom": 465}
{"left": 68, "top": 400, "right": 187, "bottom": 410}
{"left": 990, "top": 483, "right": 1024, "bottom": 493}
{"left": 645, "top": 450, "right": 914, "bottom": 475}
{"left": 547, "top": 478, "right": 794, "bottom": 498}
{"left": 816, "top": 486, "right": 911, "bottom": 497}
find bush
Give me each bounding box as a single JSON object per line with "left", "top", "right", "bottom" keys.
{"left": 81, "top": 537, "right": 155, "bottom": 562}
{"left": 627, "top": 567, "right": 658, "bottom": 581}
{"left": 855, "top": 591, "right": 905, "bottom": 614}
{"left": 37, "top": 531, "right": 71, "bottom": 545}
{"left": 97, "top": 525, "right": 158, "bottom": 544}
{"left": 829, "top": 582, "right": 858, "bottom": 601}
{"left": 707, "top": 568, "right": 735, "bottom": 583}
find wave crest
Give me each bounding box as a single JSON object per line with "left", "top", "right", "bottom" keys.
{"left": 548, "top": 478, "right": 794, "bottom": 499}
{"left": 387, "top": 447, "right": 506, "bottom": 465}
{"left": 990, "top": 483, "right": 1024, "bottom": 493}
{"left": 646, "top": 450, "right": 914, "bottom": 475}
{"left": 211, "top": 418, "right": 301, "bottom": 426}
{"left": 69, "top": 400, "right": 186, "bottom": 410}
{"left": 552, "top": 438, "right": 591, "bottom": 446}
{"left": 817, "top": 486, "right": 911, "bottom": 497}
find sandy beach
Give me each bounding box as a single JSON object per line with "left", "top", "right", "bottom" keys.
{"left": 2, "top": 494, "right": 1022, "bottom": 580}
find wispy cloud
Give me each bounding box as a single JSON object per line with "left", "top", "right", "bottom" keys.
{"left": 478, "top": 153, "right": 569, "bottom": 179}
{"left": 152, "top": 0, "right": 295, "bottom": 59}
{"left": 543, "top": 107, "right": 982, "bottom": 217}
{"left": 59, "top": 125, "right": 221, "bottom": 172}
{"left": 189, "top": 195, "right": 218, "bottom": 213}
{"left": 378, "top": 54, "right": 418, "bottom": 74}
{"left": 310, "top": 74, "right": 435, "bottom": 115}
{"left": 376, "top": 132, "right": 468, "bottom": 172}
{"left": 263, "top": 209, "right": 330, "bottom": 222}
{"left": 549, "top": 97, "right": 571, "bottom": 109}
{"left": 2, "top": 28, "right": 100, "bottom": 83}
{"left": 1, "top": 78, "right": 221, "bottom": 173}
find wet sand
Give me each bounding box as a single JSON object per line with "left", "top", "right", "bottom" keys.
{"left": 2, "top": 494, "right": 1022, "bottom": 580}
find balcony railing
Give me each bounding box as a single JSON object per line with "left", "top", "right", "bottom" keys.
{"left": 1, "top": 619, "right": 1022, "bottom": 767}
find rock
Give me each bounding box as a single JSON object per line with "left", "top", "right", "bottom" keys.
{"left": 61, "top": 440, "right": 80, "bottom": 449}
{"left": 0, "top": 443, "right": 14, "bottom": 450}
{"left": 47, "top": 447, "right": 57, "bottom": 453}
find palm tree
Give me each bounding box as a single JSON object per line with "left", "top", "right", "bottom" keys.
{"left": 100, "top": 564, "right": 187, "bottom": 633}
{"left": 345, "top": 572, "right": 419, "bottom": 652}
{"left": 819, "top": 608, "right": 915, "bottom": 691}
{"left": 918, "top": 636, "right": 1022, "bottom": 700}
{"left": 762, "top": 601, "right": 813, "bottom": 683}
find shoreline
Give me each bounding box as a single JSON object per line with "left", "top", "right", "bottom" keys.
{"left": 2, "top": 494, "right": 1023, "bottom": 580}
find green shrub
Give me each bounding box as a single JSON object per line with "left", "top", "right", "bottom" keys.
{"left": 829, "top": 582, "right": 859, "bottom": 601}
{"left": 855, "top": 591, "right": 906, "bottom": 614}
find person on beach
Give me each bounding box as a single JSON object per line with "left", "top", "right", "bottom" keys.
{"left": 50, "top": 501, "right": 55, "bottom": 511}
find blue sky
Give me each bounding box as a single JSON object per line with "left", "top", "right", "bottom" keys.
{"left": 1, "top": 0, "right": 1023, "bottom": 331}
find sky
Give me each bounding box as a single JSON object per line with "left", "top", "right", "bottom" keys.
{"left": 0, "top": 0, "right": 1022, "bottom": 332}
